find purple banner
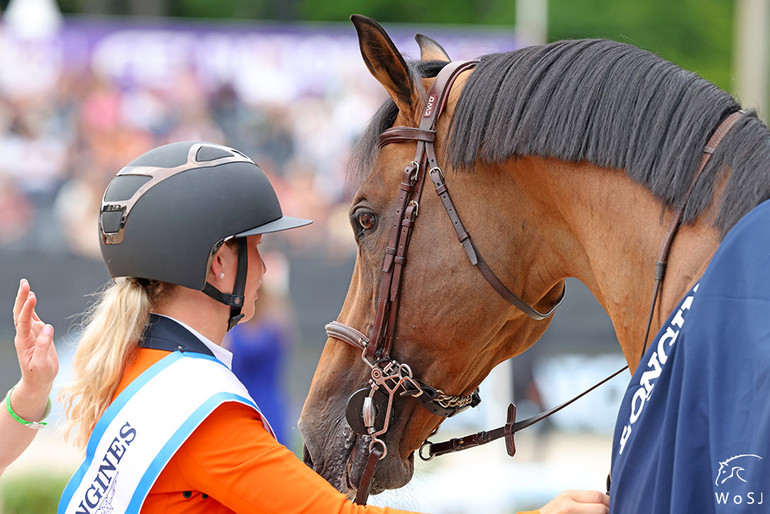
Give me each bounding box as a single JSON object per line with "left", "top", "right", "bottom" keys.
{"left": 0, "top": 18, "right": 519, "bottom": 103}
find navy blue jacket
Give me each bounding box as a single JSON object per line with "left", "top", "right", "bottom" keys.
{"left": 610, "top": 200, "right": 770, "bottom": 512}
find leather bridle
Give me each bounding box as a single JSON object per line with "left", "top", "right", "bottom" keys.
{"left": 327, "top": 60, "right": 564, "bottom": 504}
{"left": 325, "top": 57, "right": 746, "bottom": 505}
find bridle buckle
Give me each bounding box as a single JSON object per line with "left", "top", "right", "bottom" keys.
{"left": 407, "top": 160, "right": 420, "bottom": 184}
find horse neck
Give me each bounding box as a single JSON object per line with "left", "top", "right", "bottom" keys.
{"left": 514, "top": 157, "right": 722, "bottom": 371}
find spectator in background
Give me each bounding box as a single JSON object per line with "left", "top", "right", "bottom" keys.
{"left": 53, "top": 161, "right": 109, "bottom": 259}
{"left": 0, "top": 176, "right": 34, "bottom": 246}
{"left": 1, "top": 279, "right": 58, "bottom": 477}
{"left": 0, "top": 44, "right": 356, "bottom": 262}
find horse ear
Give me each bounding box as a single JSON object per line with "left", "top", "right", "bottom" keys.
{"left": 415, "top": 33, "right": 451, "bottom": 62}
{"left": 351, "top": 14, "right": 422, "bottom": 120}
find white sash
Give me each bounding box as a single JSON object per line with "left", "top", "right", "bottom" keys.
{"left": 58, "top": 351, "right": 271, "bottom": 514}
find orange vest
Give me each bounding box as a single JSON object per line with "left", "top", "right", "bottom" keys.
{"left": 112, "top": 348, "right": 418, "bottom": 513}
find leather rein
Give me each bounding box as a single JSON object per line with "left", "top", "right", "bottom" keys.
{"left": 325, "top": 58, "right": 746, "bottom": 505}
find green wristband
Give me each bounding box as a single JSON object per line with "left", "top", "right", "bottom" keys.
{"left": 5, "top": 385, "right": 50, "bottom": 429}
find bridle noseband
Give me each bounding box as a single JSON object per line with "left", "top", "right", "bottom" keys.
{"left": 326, "top": 56, "right": 746, "bottom": 505}
{"left": 326, "top": 60, "right": 565, "bottom": 504}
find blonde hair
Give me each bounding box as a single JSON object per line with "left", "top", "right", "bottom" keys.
{"left": 59, "top": 277, "right": 168, "bottom": 450}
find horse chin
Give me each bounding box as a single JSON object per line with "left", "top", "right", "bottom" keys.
{"left": 346, "top": 435, "right": 415, "bottom": 496}
{"left": 301, "top": 422, "right": 357, "bottom": 493}
{"left": 300, "top": 421, "right": 414, "bottom": 497}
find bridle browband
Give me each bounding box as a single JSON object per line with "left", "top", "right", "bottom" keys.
{"left": 326, "top": 57, "right": 746, "bottom": 504}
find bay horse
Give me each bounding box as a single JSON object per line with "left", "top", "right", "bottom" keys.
{"left": 298, "top": 14, "right": 770, "bottom": 503}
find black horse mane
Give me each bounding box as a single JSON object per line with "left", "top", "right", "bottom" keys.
{"left": 351, "top": 38, "right": 770, "bottom": 238}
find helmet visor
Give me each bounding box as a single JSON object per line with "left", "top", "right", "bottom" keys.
{"left": 235, "top": 215, "right": 312, "bottom": 237}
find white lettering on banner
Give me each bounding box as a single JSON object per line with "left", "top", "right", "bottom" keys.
{"left": 639, "top": 352, "right": 662, "bottom": 397}
{"left": 656, "top": 326, "right": 677, "bottom": 364}
{"left": 618, "top": 285, "right": 699, "bottom": 455}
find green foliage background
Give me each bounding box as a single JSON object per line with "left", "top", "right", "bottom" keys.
{"left": 0, "top": 473, "right": 69, "bottom": 514}
{"left": 548, "top": 0, "right": 733, "bottom": 90}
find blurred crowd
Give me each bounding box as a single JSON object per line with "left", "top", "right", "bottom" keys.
{"left": 0, "top": 24, "right": 389, "bottom": 262}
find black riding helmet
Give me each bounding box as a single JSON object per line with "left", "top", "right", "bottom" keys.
{"left": 99, "top": 141, "right": 311, "bottom": 330}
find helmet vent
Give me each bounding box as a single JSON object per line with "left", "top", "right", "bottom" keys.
{"left": 103, "top": 175, "right": 152, "bottom": 202}
{"left": 101, "top": 211, "right": 124, "bottom": 234}
{"left": 196, "top": 145, "right": 235, "bottom": 162}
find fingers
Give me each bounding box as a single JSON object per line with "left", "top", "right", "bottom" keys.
{"left": 39, "top": 324, "right": 54, "bottom": 348}
{"left": 566, "top": 490, "right": 610, "bottom": 507}
{"left": 12, "top": 278, "right": 31, "bottom": 326}
{"left": 13, "top": 278, "right": 41, "bottom": 327}
{"left": 539, "top": 490, "right": 610, "bottom": 514}
{"left": 15, "top": 290, "right": 58, "bottom": 387}
{"left": 36, "top": 323, "right": 58, "bottom": 380}
{"left": 16, "top": 289, "right": 38, "bottom": 337}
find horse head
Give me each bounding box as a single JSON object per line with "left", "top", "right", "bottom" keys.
{"left": 298, "top": 15, "right": 565, "bottom": 497}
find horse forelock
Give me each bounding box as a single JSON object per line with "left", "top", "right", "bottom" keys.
{"left": 444, "top": 38, "right": 770, "bottom": 238}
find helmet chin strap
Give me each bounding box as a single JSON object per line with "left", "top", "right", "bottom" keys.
{"left": 202, "top": 238, "right": 248, "bottom": 331}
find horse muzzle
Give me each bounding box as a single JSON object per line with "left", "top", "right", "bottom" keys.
{"left": 299, "top": 413, "right": 414, "bottom": 496}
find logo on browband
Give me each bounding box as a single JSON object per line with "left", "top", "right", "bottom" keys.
{"left": 424, "top": 94, "right": 436, "bottom": 117}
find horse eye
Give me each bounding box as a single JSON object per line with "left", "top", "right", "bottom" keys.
{"left": 357, "top": 212, "right": 377, "bottom": 231}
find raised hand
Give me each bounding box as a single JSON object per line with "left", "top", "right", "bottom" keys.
{"left": 12, "top": 279, "right": 58, "bottom": 401}
{"left": 1, "top": 279, "right": 59, "bottom": 475}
